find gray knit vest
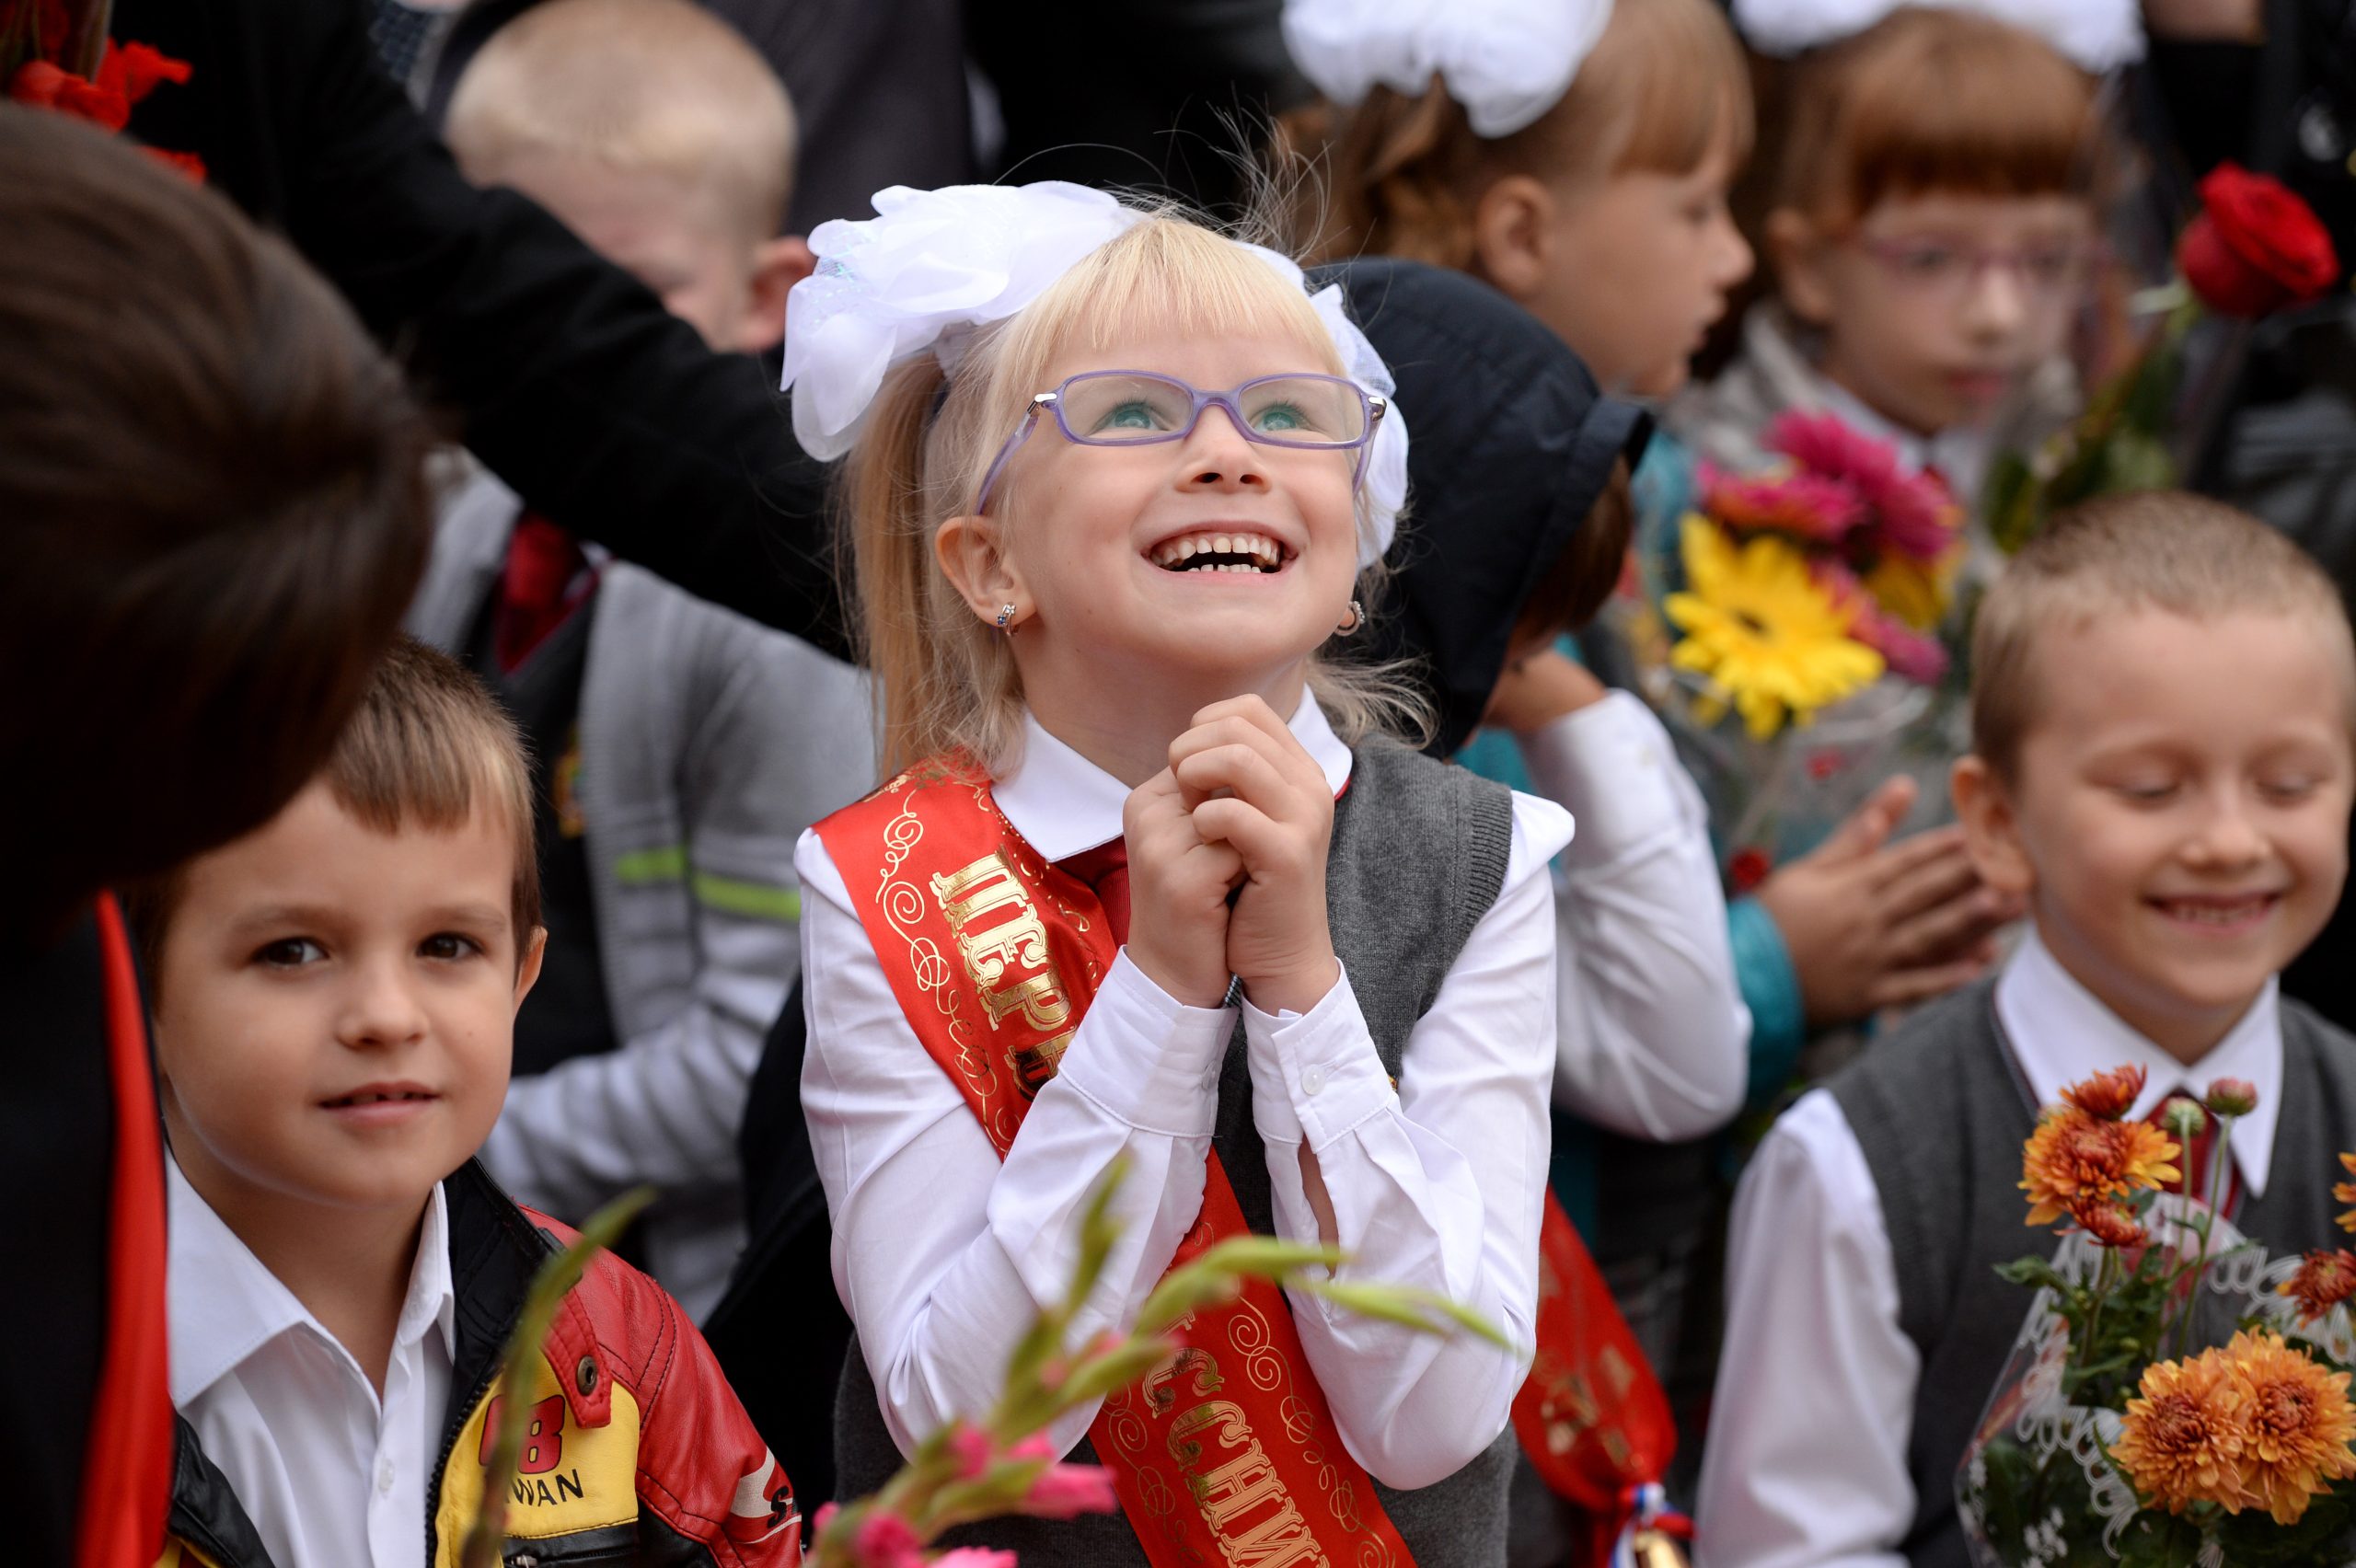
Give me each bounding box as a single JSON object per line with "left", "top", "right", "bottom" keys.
{"left": 833, "top": 735, "right": 1520, "bottom": 1565}
{"left": 1827, "top": 980, "right": 2356, "bottom": 1568}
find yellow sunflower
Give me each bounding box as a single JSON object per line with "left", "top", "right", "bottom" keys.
{"left": 1665, "top": 517, "right": 1884, "bottom": 740}
{"left": 2225, "top": 1329, "right": 2356, "bottom": 1525}
{"left": 1864, "top": 546, "right": 1960, "bottom": 633}
{"left": 2112, "top": 1347, "right": 2254, "bottom": 1516}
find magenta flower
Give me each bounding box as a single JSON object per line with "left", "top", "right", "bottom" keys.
{"left": 1765, "top": 409, "right": 1960, "bottom": 564}
{"left": 1815, "top": 563, "right": 1949, "bottom": 686}
{"left": 949, "top": 1424, "right": 995, "bottom": 1481}
{"left": 1700, "top": 462, "right": 1866, "bottom": 543}
{"left": 852, "top": 1508, "right": 925, "bottom": 1568}
{"left": 1020, "top": 1463, "right": 1120, "bottom": 1520}
{"left": 930, "top": 1552, "right": 1020, "bottom": 1567}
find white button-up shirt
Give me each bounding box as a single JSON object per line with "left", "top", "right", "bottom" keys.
{"left": 1520, "top": 691, "right": 1749, "bottom": 1140}
{"left": 797, "top": 698, "right": 1574, "bottom": 1490}
{"left": 1694, "top": 930, "right": 2285, "bottom": 1568}
{"left": 168, "top": 1160, "right": 456, "bottom": 1568}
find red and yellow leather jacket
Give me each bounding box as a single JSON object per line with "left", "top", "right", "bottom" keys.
{"left": 155, "top": 1160, "right": 801, "bottom": 1567}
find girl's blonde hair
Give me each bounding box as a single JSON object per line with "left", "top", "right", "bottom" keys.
{"left": 1275, "top": 0, "right": 1755, "bottom": 270}
{"left": 842, "top": 212, "right": 1428, "bottom": 777}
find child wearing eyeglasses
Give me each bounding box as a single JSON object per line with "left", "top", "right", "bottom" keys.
{"left": 1677, "top": 6, "right": 2107, "bottom": 517}
{"left": 781, "top": 184, "right": 1568, "bottom": 1567}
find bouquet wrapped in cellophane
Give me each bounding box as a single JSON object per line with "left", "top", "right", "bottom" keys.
{"left": 1958, "top": 1067, "right": 2356, "bottom": 1566}
{"left": 1615, "top": 409, "right": 1968, "bottom": 885}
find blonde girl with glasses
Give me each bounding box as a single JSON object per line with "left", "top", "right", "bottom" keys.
{"left": 780, "top": 185, "right": 1575, "bottom": 1568}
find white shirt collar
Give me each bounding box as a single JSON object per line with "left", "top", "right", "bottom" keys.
{"left": 1994, "top": 928, "right": 2284, "bottom": 1198}
{"left": 994, "top": 694, "right": 1355, "bottom": 862}
{"left": 167, "top": 1157, "right": 457, "bottom": 1409}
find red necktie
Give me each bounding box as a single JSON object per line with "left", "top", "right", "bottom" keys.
{"left": 494, "top": 512, "right": 593, "bottom": 674}
{"left": 1060, "top": 838, "right": 1131, "bottom": 946}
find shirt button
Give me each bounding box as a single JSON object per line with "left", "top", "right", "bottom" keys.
{"left": 376, "top": 1458, "right": 395, "bottom": 1495}
{"left": 1302, "top": 1065, "right": 1327, "bottom": 1097}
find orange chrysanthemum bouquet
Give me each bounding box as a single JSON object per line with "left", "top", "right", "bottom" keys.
{"left": 1958, "top": 1066, "right": 2356, "bottom": 1565}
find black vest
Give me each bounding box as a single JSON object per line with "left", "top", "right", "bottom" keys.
{"left": 833, "top": 736, "right": 1521, "bottom": 1565}
{"left": 1828, "top": 980, "right": 2356, "bottom": 1568}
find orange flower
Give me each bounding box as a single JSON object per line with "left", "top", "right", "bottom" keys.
{"left": 2076, "top": 1203, "right": 2150, "bottom": 1251}
{"left": 2280, "top": 1250, "right": 2356, "bottom": 1325}
{"left": 2336, "top": 1153, "right": 2356, "bottom": 1233}
{"left": 2111, "top": 1348, "right": 2253, "bottom": 1516}
{"left": 2223, "top": 1329, "right": 2356, "bottom": 1525}
{"left": 2021, "top": 1106, "right": 2181, "bottom": 1228}
{"left": 2063, "top": 1065, "right": 2147, "bottom": 1121}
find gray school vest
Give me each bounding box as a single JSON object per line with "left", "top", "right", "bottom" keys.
{"left": 833, "top": 734, "right": 1521, "bottom": 1566}
{"left": 1827, "top": 980, "right": 2356, "bottom": 1568}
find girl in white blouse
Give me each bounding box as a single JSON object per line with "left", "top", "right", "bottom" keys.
{"left": 779, "top": 185, "right": 1570, "bottom": 1567}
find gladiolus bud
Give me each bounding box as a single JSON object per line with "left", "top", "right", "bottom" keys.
{"left": 1021, "top": 1463, "right": 1120, "bottom": 1519}
{"left": 852, "top": 1508, "right": 924, "bottom": 1568}
{"left": 2206, "top": 1078, "right": 2259, "bottom": 1118}
{"left": 949, "top": 1424, "right": 995, "bottom": 1480}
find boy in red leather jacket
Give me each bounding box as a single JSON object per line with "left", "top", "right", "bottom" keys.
{"left": 126, "top": 640, "right": 800, "bottom": 1568}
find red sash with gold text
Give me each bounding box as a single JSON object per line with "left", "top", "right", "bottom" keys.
{"left": 819, "top": 762, "right": 1680, "bottom": 1568}
{"left": 820, "top": 766, "right": 1420, "bottom": 1567}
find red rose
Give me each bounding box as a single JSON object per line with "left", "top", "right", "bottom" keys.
{"left": 1727, "top": 847, "right": 1773, "bottom": 896}
{"left": 2177, "top": 162, "right": 2342, "bottom": 317}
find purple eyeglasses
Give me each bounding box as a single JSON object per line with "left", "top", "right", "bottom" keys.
{"left": 972, "top": 370, "right": 1385, "bottom": 514}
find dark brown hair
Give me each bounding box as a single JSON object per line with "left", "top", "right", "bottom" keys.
{"left": 122, "top": 639, "right": 540, "bottom": 979}
{"left": 1276, "top": 0, "right": 1754, "bottom": 269}
{"left": 1772, "top": 7, "right": 2101, "bottom": 235}
{"left": 1515, "top": 461, "right": 1635, "bottom": 645}
{"left": 1971, "top": 493, "right": 2356, "bottom": 780}
{"left": 0, "top": 108, "right": 434, "bottom": 937}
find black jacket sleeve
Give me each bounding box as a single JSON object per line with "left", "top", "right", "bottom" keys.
{"left": 118, "top": 0, "right": 848, "bottom": 652}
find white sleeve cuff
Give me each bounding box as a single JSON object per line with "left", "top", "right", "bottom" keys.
{"left": 1239, "top": 964, "right": 1395, "bottom": 1151}
{"left": 1516, "top": 691, "right": 1697, "bottom": 871}
{"left": 1050, "top": 951, "right": 1235, "bottom": 1138}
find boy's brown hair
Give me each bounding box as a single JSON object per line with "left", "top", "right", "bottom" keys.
{"left": 1771, "top": 7, "right": 2101, "bottom": 236}
{"left": 446, "top": 0, "right": 797, "bottom": 244}
{"left": 0, "top": 109, "right": 433, "bottom": 937}
{"left": 1277, "top": 0, "right": 1754, "bottom": 269}
{"left": 125, "top": 639, "right": 541, "bottom": 979}
{"left": 1970, "top": 493, "right": 2356, "bottom": 782}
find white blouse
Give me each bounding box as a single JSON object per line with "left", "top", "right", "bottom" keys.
{"left": 797, "top": 698, "right": 1574, "bottom": 1489}
{"left": 1521, "top": 692, "right": 1749, "bottom": 1141}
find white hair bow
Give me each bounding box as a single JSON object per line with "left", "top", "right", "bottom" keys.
{"left": 1731, "top": 0, "right": 2143, "bottom": 71}
{"left": 780, "top": 181, "right": 1408, "bottom": 568}
{"left": 1281, "top": 0, "right": 1615, "bottom": 139}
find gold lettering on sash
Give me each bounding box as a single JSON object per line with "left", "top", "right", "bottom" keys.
{"left": 1143, "top": 1347, "right": 1225, "bottom": 1412}
{"left": 930, "top": 852, "right": 1028, "bottom": 926}
{"left": 959, "top": 905, "right": 1051, "bottom": 989}
{"left": 1011, "top": 1030, "right": 1074, "bottom": 1100}
{"left": 1161, "top": 1400, "right": 1331, "bottom": 1568}
{"left": 982, "top": 970, "right": 1072, "bottom": 1031}
{"left": 930, "top": 848, "right": 1076, "bottom": 1039}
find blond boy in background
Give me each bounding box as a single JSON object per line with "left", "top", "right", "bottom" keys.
{"left": 1698, "top": 494, "right": 2356, "bottom": 1568}
{"left": 412, "top": 0, "right": 873, "bottom": 1321}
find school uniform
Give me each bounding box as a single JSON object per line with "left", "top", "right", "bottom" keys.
{"left": 159, "top": 1158, "right": 800, "bottom": 1568}
{"left": 1694, "top": 930, "right": 2356, "bottom": 1568}
{"left": 797, "top": 696, "right": 1573, "bottom": 1565}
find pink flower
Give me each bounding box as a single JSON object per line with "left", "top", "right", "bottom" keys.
{"left": 930, "top": 1553, "right": 1020, "bottom": 1568}
{"left": 852, "top": 1509, "right": 925, "bottom": 1568}
{"left": 1020, "top": 1463, "right": 1120, "bottom": 1519}
{"left": 949, "top": 1424, "right": 995, "bottom": 1480}
{"left": 1815, "top": 563, "right": 1949, "bottom": 686}
{"left": 813, "top": 1502, "right": 838, "bottom": 1537}
{"left": 1007, "top": 1435, "right": 1057, "bottom": 1462}
{"left": 1701, "top": 462, "right": 1866, "bottom": 543}
{"left": 1765, "top": 410, "right": 1961, "bottom": 563}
